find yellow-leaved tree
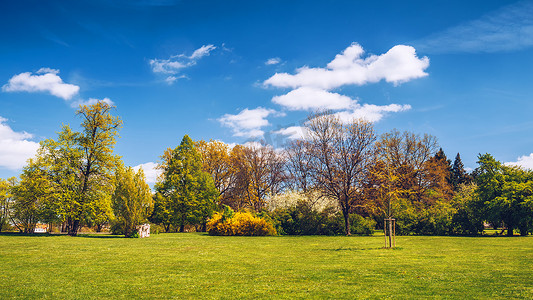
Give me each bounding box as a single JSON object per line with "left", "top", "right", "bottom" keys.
{"left": 111, "top": 165, "right": 153, "bottom": 237}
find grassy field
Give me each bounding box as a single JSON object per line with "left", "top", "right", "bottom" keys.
{"left": 0, "top": 233, "right": 532, "bottom": 299}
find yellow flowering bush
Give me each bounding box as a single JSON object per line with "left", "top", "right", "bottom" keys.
{"left": 208, "top": 211, "right": 277, "bottom": 236}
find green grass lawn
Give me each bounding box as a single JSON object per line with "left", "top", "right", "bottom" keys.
{"left": 0, "top": 233, "right": 532, "bottom": 299}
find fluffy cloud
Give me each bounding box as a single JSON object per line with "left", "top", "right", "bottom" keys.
{"left": 272, "top": 87, "right": 355, "bottom": 111}
{"left": 149, "top": 44, "right": 216, "bottom": 82}
{"left": 219, "top": 43, "right": 424, "bottom": 139}
{"left": 218, "top": 107, "right": 280, "bottom": 138}
{"left": 133, "top": 162, "right": 161, "bottom": 185}
{"left": 2, "top": 68, "right": 80, "bottom": 100}
{"left": 0, "top": 117, "right": 39, "bottom": 170}
{"left": 265, "top": 57, "right": 281, "bottom": 65}
{"left": 264, "top": 43, "right": 429, "bottom": 90}
{"left": 505, "top": 153, "right": 533, "bottom": 170}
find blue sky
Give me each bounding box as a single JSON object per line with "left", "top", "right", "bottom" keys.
{"left": 1, "top": 0, "right": 533, "bottom": 183}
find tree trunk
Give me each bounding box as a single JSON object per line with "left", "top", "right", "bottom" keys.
{"left": 343, "top": 212, "right": 351, "bottom": 236}
{"left": 388, "top": 220, "right": 393, "bottom": 247}
{"left": 179, "top": 223, "right": 185, "bottom": 233}
{"left": 201, "top": 222, "right": 207, "bottom": 232}
{"left": 506, "top": 226, "right": 513, "bottom": 237}
{"left": 68, "top": 219, "right": 80, "bottom": 236}
{"left": 164, "top": 224, "right": 170, "bottom": 233}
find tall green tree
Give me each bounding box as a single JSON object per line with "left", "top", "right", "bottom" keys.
{"left": 39, "top": 102, "right": 122, "bottom": 236}
{"left": 11, "top": 159, "right": 56, "bottom": 233}
{"left": 476, "top": 153, "right": 533, "bottom": 236}
{"left": 450, "top": 183, "right": 484, "bottom": 235}
{"left": 155, "top": 135, "right": 217, "bottom": 232}
{"left": 112, "top": 166, "right": 153, "bottom": 237}
{"left": 150, "top": 193, "right": 173, "bottom": 232}
{"left": 451, "top": 153, "right": 469, "bottom": 189}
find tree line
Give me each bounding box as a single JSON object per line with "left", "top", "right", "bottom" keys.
{"left": 0, "top": 105, "right": 531, "bottom": 236}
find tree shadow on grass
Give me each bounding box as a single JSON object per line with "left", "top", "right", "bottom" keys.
{"left": 76, "top": 234, "right": 125, "bottom": 239}
{"left": 320, "top": 247, "right": 404, "bottom": 251}
{"left": 0, "top": 232, "right": 63, "bottom": 237}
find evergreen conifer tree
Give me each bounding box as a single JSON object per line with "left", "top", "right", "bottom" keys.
{"left": 154, "top": 135, "right": 217, "bottom": 232}
{"left": 452, "top": 153, "right": 469, "bottom": 189}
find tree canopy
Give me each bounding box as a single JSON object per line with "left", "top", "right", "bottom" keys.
{"left": 154, "top": 135, "right": 218, "bottom": 232}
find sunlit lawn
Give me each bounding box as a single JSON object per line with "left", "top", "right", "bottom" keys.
{"left": 1, "top": 232, "right": 532, "bottom": 299}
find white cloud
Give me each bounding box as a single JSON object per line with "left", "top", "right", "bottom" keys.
{"left": 273, "top": 126, "right": 310, "bottom": 140}
{"left": 0, "top": 117, "right": 39, "bottom": 170}
{"left": 265, "top": 57, "right": 281, "bottom": 65}
{"left": 416, "top": 1, "right": 533, "bottom": 53}
{"left": 218, "top": 43, "right": 423, "bottom": 138}
{"left": 2, "top": 69, "right": 80, "bottom": 100}
{"left": 149, "top": 59, "right": 188, "bottom": 74}
{"left": 150, "top": 44, "right": 216, "bottom": 84}
{"left": 70, "top": 97, "right": 114, "bottom": 108}
{"left": 133, "top": 162, "right": 161, "bottom": 185}
{"left": 335, "top": 104, "right": 411, "bottom": 123}
{"left": 505, "top": 153, "right": 533, "bottom": 170}
{"left": 189, "top": 44, "right": 216, "bottom": 59}
{"left": 165, "top": 75, "right": 187, "bottom": 85}
{"left": 272, "top": 87, "right": 355, "bottom": 111}
{"left": 218, "top": 107, "right": 280, "bottom": 138}
{"left": 264, "top": 43, "right": 429, "bottom": 90}
{"left": 165, "top": 76, "right": 178, "bottom": 84}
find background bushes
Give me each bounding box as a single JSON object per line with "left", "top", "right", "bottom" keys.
{"left": 271, "top": 201, "right": 375, "bottom": 236}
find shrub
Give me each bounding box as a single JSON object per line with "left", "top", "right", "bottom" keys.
{"left": 271, "top": 202, "right": 341, "bottom": 235}
{"left": 149, "top": 223, "right": 165, "bottom": 235}
{"left": 271, "top": 201, "right": 375, "bottom": 236}
{"left": 207, "top": 209, "right": 277, "bottom": 236}
{"left": 347, "top": 214, "right": 376, "bottom": 236}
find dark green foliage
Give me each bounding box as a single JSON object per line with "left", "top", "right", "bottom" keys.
{"left": 271, "top": 202, "right": 375, "bottom": 236}
{"left": 346, "top": 214, "right": 377, "bottom": 235}
{"left": 475, "top": 153, "right": 533, "bottom": 236}
{"left": 271, "top": 202, "right": 341, "bottom": 235}
{"left": 450, "top": 183, "right": 484, "bottom": 235}
{"left": 153, "top": 135, "right": 218, "bottom": 232}
{"left": 149, "top": 193, "right": 173, "bottom": 232}
{"left": 390, "top": 189, "right": 484, "bottom": 236}
{"left": 391, "top": 198, "right": 445, "bottom": 235}
{"left": 451, "top": 153, "right": 470, "bottom": 189}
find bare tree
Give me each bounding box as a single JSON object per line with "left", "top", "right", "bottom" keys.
{"left": 305, "top": 112, "right": 376, "bottom": 235}
{"left": 242, "top": 143, "right": 286, "bottom": 211}
{"left": 284, "top": 140, "right": 313, "bottom": 193}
